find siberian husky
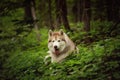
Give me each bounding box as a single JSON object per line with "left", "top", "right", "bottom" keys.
{"left": 44, "top": 29, "right": 78, "bottom": 63}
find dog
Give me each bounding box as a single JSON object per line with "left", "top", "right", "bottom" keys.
{"left": 44, "top": 29, "right": 78, "bottom": 63}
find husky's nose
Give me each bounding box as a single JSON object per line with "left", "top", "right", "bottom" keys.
{"left": 54, "top": 45, "right": 58, "bottom": 49}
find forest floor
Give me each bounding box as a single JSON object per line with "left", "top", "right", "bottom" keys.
{"left": 0, "top": 28, "right": 120, "bottom": 80}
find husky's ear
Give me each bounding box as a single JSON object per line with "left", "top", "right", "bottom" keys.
{"left": 60, "top": 29, "right": 64, "bottom": 35}
{"left": 49, "top": 30, "right": 52, "bottom": 36}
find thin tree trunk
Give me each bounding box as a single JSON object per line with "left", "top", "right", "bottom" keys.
{"left": 82, "top": 0, "right": 91, "bottom": 43}
{"left": 106, "top": 0, "right": 113, "bottom": 21}
{"left": 79, "top": 0, "right": 83, "bottom": 22}
{"left": 48, "top": 0, "right": 54, "bottom": 30}
{"left": 72, "top": 0, "right": 83, "bottom": 23}
{"left": 60, "top": 0, "right": 71, "bottom": 31}
{"left": 82, "top": 0, "right": 91, "bottom": 32}
{"left": 30, "top": 0, "right": 40, "bottom": 41}
{"left": 96, "top": 0, "right": 104, "bottom": 20}
{"left": 77, "top": 1, "right": 80, "bottom": 22}
{"left": 55, "top": 0, "right": 70, "bottom": 31}
{"left": 55, "top": 0, "right": 61, "bottom": 28}
{"left": 106, "top": 0, "right": 120, "bottom": 22}
{"left": 24, "top": 0, "right": 40, "bottom": 41}
{"left": 24, "top": 0, "right": 32, "bottom": 22}
{"left": 72, "top": 0, "right": 77, "bottom": 22}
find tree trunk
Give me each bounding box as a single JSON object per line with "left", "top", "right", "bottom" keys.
{"left": 106, "top": 0, "right": 113, "bottom": 21}
{"left": 60, "top": 0, "right": 71, "bottom": 31}
{"left": 82, "top": 0, "right": 91, "bottom": 32}
{"left": 79, "top": 0, "right": 83, "bottom": 22}
{"left": 55, "top": 0, "right": 71, "bottom": 31}
{"left": 72, "top": 1, "right": 77, "bottom": 22}
{"left": 82, "top": 0, "right": 91, "bottom": 43}
{"left": 24, "top": 0, "right": 32, "bottom": 23}
{"left": 30, "top": 0, "right": 40, "bottom": 41}
{"left": 24, "top": 0, "right": 40, "bottom": 41}
{"left": 113, "top": 0, "right": 120, "bottom": 22}
{"left": 106, "top": 0, "right": 120, "bottom": 22}
{"left": 48, "top": 0, "right": 54, "bottom": 30}
{"left": 96, "top": 0, "right": 104, "bottom": 20}
{"left": 55, "top": 0, "right": 61, "bottom": 28}
{"left": 72, "top": 0, "right": 83, "bottom": 23}
{"left": 77, "top": 0, "right": 83, "bottom": 22}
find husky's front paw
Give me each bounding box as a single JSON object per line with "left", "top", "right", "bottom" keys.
{"left": 44, "top": 55, "right": 51, "bottom": 64}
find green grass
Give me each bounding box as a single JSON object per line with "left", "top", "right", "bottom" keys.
{"left": 0, "top": 28, "right": 120, "bottom": 80}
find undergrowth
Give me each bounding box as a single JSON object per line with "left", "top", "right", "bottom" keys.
{"left": 0, "top": 22, "right": 120, "bottom": 80}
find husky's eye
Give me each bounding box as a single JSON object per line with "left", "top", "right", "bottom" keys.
{"left": 58, "top": 40, "right": 60, "bottom": 42}
{"left": 52, "top": 40, "right": 54, "bottom": 42}
{"left": 48, "top": 40, "right": 51, "bottom": 42}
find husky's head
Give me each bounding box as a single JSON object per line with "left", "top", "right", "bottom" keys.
{"left": 48, "top": 29, "right": 66, "bottom": 56}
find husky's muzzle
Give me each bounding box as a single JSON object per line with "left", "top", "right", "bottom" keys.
{"left": 54, "top": 45, "right": 60, "bottom": 56}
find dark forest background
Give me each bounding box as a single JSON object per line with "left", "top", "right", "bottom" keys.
{"left": 0, "top": 0, "right": 120, "bottom": 80}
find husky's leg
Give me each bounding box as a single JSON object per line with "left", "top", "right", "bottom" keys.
{"left": 76, "top": 47, "right": 79, "bottom": 53}
{"left": 44, "top": 55, "right": 51, "bottom": 64}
